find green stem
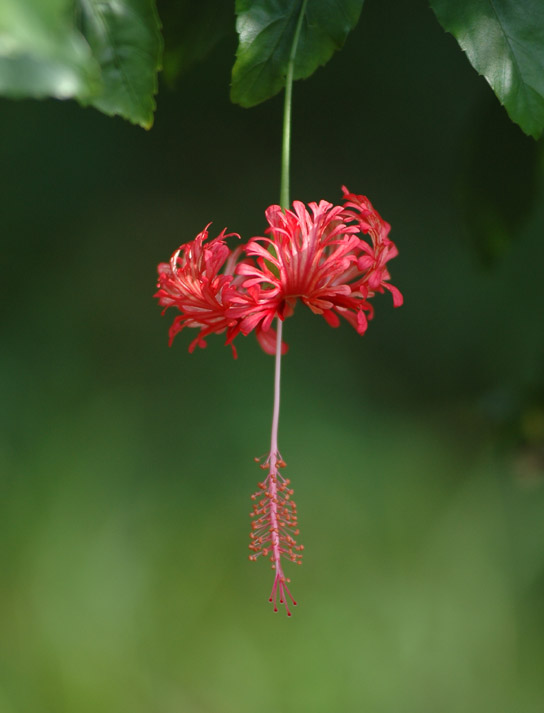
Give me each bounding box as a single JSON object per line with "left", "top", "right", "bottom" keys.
{"left": 270, "top": 0, "right": 307, "bottom": 514}
{"left": 280, "top": 0, "right": 308, "bottom": 210}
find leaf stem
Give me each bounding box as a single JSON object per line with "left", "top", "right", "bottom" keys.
{"left": 280, "top": 0, "right": 308, "bottom": 210}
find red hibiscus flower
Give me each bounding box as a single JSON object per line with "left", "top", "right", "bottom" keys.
{"left": 155, "top": 188, "right": 403, "bottom": 615}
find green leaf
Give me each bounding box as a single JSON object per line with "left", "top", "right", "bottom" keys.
{"left": 0, "top": 0, "right": 163, "bottom": 129}
{"left": 0, "top": 0, "right": 101, "bottom": 101}
{"left": 77, "top": 0, "right": 163, "bottom": 128}
{"left": 429, "top": 0, "right": 544, "bottom": 139}
{"left": 231, "top": 0, "right": 364, "bottom": 108}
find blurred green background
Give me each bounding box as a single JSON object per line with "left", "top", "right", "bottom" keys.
{"left": 1, "top": 1, "right": 544, "bottom": 712}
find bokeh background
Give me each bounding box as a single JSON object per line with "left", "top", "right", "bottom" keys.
{"left": 2, "top": 1, "right": 544, "bottom": 712}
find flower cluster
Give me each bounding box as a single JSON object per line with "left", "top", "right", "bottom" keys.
{"left": 155, "top": 187, "right": 403, "bottom": 355}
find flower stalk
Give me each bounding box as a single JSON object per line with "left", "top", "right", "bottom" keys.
{"left": 257, "top": 0, "right": 308, "bottom": 613}
{"left": 280, "top": 0, "right": 308, "bottom": 210}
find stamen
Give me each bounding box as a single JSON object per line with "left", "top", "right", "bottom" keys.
{"left": 248, "top": 319, "right": 302, "bottom": 615}
{"left": 249, "top": 453, "right": 303, "bottom": 615}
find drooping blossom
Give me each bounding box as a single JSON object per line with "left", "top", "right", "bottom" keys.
{"left": 229, "top": 187, "right": 403, "bottom": 352}
{"left": 155, "top": 189, "right": 402, "bottom": 616}
{"left": 249, "top": 453, "right": 303, "bottom": 616}
{"left": 155, "top": 189, "right": 401, "bottom": 357}
{"left": 155, "top": 226, "right": 243, "bottom": 356}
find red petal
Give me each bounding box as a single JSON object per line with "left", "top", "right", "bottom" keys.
{"left": 384, "top": 282, "right": 404, "bottom": 307}
{"left": 322, "top": 310, "right": 340, "bottom": 328}
{"left": 256, "top": 326, "right": 289, "bottom": 355}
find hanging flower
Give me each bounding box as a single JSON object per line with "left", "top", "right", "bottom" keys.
{"left": 155, "top": 189, "right": 401, "bottom": 357}
{"left": 229, "top": 188, "right": 402, "bottom": 352}
{"left": 154, "top": 189, "right": 403, "bottom": 616}
{"left": 155, "top": 226, "right": 243, "bottom": 356}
